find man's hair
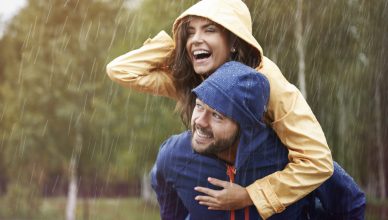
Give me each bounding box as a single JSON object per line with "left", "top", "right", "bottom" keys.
{"left": 168, "top": 16, "right": 261, "bottom": 127}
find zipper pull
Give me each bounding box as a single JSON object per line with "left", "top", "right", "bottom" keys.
{"left": 226, "top": 165, "right": 236, "bottom": 183}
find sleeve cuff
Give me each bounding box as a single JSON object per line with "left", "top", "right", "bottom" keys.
{"left": 246, "top": 179, "right": 285, "bottom": 219}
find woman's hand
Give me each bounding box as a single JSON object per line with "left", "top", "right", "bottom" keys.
{"left": 194, "top": 177, "right": 253, "bottom": 210}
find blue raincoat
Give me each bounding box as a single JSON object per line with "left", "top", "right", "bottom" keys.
{"left": 312, "top": 161, "right": 366, "bottom": 220}
{"left": 151, "top": 61, "right": 365, "bottom": 220}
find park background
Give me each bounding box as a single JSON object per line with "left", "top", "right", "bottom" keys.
{"left": 0, "top": 0, "right": 387, "bottom": 219}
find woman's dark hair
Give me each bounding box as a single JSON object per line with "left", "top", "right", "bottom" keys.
{"left": 169, "top": 16, "right": 261, "bottom": 127}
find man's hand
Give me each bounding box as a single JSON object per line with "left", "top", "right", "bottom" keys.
{"left": 194, "top": 177, "right": 253, "bottom": 210}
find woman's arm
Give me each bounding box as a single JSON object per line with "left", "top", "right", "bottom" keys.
{"left": 106, "top": 31, "right": 178, "bottom": 99}
{"left": 246, "top": 57, "right": 334, "bottom": 219}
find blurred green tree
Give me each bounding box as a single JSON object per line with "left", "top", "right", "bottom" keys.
{"left": 0, "top": 0, "right": 130, "bottom": 218}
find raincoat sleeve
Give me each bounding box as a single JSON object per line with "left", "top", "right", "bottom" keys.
{"left": 151, "top": 165, "right": 188, "bottom": 220}
{"left": 246, "top": 57, "right": 334, "bottom": 219}
{"left": 106, "top": 30, "right": 178, "bottom": 99}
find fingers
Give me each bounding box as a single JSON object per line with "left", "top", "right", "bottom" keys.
{"left": 195, "top": 196, "right": 224, "bottom": 210}
{"left": 199, "top": 201, "right": 223, "bottom": 210}
{"left": 194, "top": 177, "right": 236, "bottom": 211}
{"left": 194, "top": 186, "right": 218, "bottom": 197}
{"left": 207, "top": 177, "right": 230, "bottom": 188}
{"left": 195, "top": 195, "right": 214, "bottom": 203}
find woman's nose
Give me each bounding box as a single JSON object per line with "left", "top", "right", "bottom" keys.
{"left": 191, "top": 31, "right": 204, "bottom": 44}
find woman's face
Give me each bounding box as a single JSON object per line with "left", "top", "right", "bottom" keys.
{"left": 185, "top": 17, "right": 231, "bottom": 76}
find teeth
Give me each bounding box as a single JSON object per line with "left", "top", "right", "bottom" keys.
{"left": 196, "top": 128, "right": 212, "bottom": 138}
{"left": 193, "top": 50, "right": 210, "bottom": 56}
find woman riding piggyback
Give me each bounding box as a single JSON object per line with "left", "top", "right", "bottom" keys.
{"left": 106, "top": 0, "right": 333, "bottom": 219}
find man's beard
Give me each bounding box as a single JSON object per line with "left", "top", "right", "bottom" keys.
{"left": 191, "top": 125, "right": 240, "bottom": 156}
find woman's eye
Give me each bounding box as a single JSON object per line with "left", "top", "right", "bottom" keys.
{"left": 206, "top": 27, "right": 216, "bottom": 32}
{"left": 186, "top": 28, "right": 195, "bottom": 36}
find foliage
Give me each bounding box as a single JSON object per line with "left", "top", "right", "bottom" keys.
{"left": 0, "top": 0, "right": 128, "bottom": 197}
{"left": 0, "top": 0, "right": 186, "bottom": 198}
{"left": 0, "top": 182, "right": 41, "bottom": 219}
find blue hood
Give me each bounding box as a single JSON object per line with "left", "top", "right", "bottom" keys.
{"left": 192, "top": 61, "right": 271, "bottom": 169}
{"left": 193, "top": 61, "right": 269, "bottom": 128}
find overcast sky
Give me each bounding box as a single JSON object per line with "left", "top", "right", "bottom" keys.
{"left": 0, "top": 0, "right": 27, "bottom": 36}
{"left": 0, "top": 0, "right": 27, "bottom": 21}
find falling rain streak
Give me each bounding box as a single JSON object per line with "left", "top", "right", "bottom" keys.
{"left": 0, "top": 0, "right": 386, "bottom": 219}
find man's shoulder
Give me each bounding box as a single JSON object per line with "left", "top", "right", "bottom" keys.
{"left": 157, "top": 131, "right": 192, "bottom": 160}
{"left": 162, "top": 130, "right": 191, "bottom": 149}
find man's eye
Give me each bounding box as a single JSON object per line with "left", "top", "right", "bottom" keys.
{"left": 195, "top": 103, "right": 203, "bottom": 109}
{"left": 212, "top": 113, "right": 222, "bottom": 120}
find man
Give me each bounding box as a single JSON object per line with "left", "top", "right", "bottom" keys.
{"left": 151, "top": 61, "right": 365, "bottom": 220}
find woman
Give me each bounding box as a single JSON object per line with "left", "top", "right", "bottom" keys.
{"left": 106, "top": 0, "right": 333, "bottom": 219}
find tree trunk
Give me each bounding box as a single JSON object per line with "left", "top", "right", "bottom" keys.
{"left": 66, "top": 122, "right": 83, "bottom": 220}
{"left": 337, "top": 92, "right": 347, "bottom": 164}
{"left": 295, "top": 0, "right": 307, "bottom": 98}
{"left": 141, "top": 171, "right": 156, "bottom": 204}
{"left": 375, "top": 82, "right": 386, "bottom": 199}
{"left": 375, "top": 2, "right": 388, "bottom": 200}
{"left": 66, "top": 167, "right": 77, "bottom": 220}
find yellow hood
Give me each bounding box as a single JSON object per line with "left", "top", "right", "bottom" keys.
{"left": 172, "top": 0, "right": 263, "bottom": 63}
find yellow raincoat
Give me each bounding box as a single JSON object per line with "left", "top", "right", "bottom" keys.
{"left": 106, "top": 0, "right": 333, "bottom": 219}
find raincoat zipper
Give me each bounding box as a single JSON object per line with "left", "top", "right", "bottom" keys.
{"left": 226, "top": 165, "right": 249, "bottom": 220}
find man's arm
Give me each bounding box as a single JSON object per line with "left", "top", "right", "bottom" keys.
{"left": 314, "top": 161, "right": 366, "bottom": 220}
{"left": 151, "top": 149, "right": 188, "bottom": 220}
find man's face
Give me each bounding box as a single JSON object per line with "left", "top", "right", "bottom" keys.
{"left": 191, "top": 99, "right": 239, "bottom": 155}
{"left": 185, "top": 16, "right": 231, "bottom": 77}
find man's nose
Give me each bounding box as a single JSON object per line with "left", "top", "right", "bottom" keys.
{"left": 195, "top": 112, "right": 209, "bottom": 127}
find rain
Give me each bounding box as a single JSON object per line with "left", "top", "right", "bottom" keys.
{"left": 0, "top": 0, "right": 387, "bottom": 219}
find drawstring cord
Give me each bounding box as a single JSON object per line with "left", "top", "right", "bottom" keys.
{"left": 226, "top": 165, "right": 249, "bottom": 220}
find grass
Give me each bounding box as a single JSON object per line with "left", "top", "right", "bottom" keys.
{"left": 1, "top": 197, "right": 160, "bottom": 220}
{"left": 45, "top": 197, "right": 160, "bottom": 220}
{"left": 1, "top": 196, "right": 387, "bottom": 220}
